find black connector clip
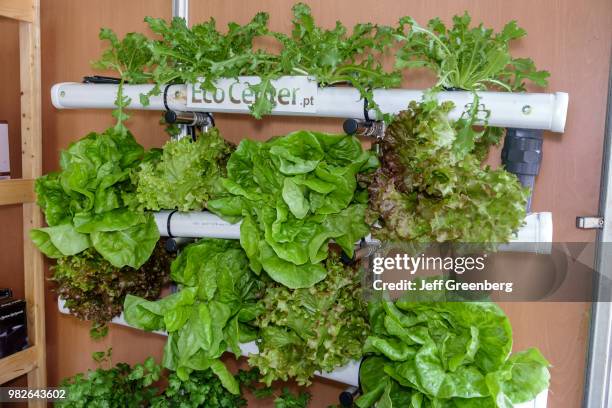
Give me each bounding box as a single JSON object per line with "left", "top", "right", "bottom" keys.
{"left": 82, "top": 75, "right": 123, "bottom": 84}
{"left": 339, "top": 385, "right": 359, "bottom": 407}
{"left": 343, "top": 118, "right": 385, "bottom": 139}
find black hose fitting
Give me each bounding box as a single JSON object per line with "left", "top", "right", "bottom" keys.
{"left": 502, "top": 128, "right": 544, "bottom": 212}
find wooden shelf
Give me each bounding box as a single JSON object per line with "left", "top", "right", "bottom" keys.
{"left": 0, "top": 179, "right": 35, "bottom": 205}
{"left": 0, "top": 0, "right": 34, "bottom": 22}
{"left": 0, "top": 346, "right": 38, "bottom": 384}
{"left": 0, "top": 0, "right": 46, "bottom": 402}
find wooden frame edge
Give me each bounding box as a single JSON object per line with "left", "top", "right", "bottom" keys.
{"left": 0, "top": 0, "right": 34, "bottom": 22}
{"left": 0, "top": 346, "right": 38, "bottom": 385}
{"left": 0, "top": 179, "right": 36, "bottom": 205}
{"left": 18, "top": 0, "right": 46, "bottom": 402}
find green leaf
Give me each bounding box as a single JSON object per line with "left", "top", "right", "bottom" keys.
{"left": 282, "top": 178, "right": 309, "bottom": 219}
{"left": 209, "top": 360, "right": 240, "bottom": 395}
{"left": 485, "top": 348, "right": 550, "bottom": 406}
{"left": 91, "top": 214, "right": 159, "bottom": 268}
{"left": 30, "top": 229, "right": 63, "bottom": 258}
{"left": 31, "top": 224, "right": 91, "bottom": 257}
{"left": 73, "top": 208, "right": 147, "bottom": 233}
{"left": 395, "top": 12, "right": 548, "bottom": 92}
{"left": 124, "top": 295, "right": 165, "bottom": 331}
{"left": 258, "top": 241, "right": 326, "bottom": 288}
{"left": 250, "top": 252, "right": 368, "bottom": 386}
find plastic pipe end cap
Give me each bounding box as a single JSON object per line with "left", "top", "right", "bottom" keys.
{"left": 343, "top": 119, "right": 359, "bottom": 135}
{"left": 164, "top": 110, "right": 178, "bottom": 124}
{"left": 551, "top": 92, "right": 569, "bottom": 133}
{"left": 164, "top": 239, "right": 179, "bottom": 253}
{"left": 339, "top": 392, "right": 354, "bottom": 407}
{"left": 51, "top": 83, "right": 76, "bottom": 109}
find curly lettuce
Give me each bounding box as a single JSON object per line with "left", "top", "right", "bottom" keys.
{"left": 363, "top": 97, "right": 528, "bottom": 244}
{"left": 53, "top": 240, "right": 172, "bottom": 338}
{"left": 249, "top": 252, "right": 369, "bottom": 386}
{"left": 133, "top": 128, "right": 233, "bottom": 211}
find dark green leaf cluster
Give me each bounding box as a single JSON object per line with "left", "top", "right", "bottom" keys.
{"left": 124, "top": 239, "right": 264, "bottom": 394}
{"left": 239, "top": 369, "right": 312, "bottom": 407}
{"left": 57, "top": 351, "right": 162, "bottom": 408}
{"left": 364, "top": 96, "right": 528, "bottom": 243}
{"left": 248, "top": 253, "right": 369, "bottom": 386}
{"left": 393, "top": 12, "right": 550, "bottom": 153}
{"left": 151, "top": 369, "right": 248, "bottom": 408}
{"left": 395, "top": 12, "right": 550, "bottom": 92}
{"left": 94, "top": 8, "right": 549, "bottom": 122}
{"left": 207, "top": 131, "right": 378, "bottom": 289}
{"left": 272, "top": 3, "right": 400, "bottom": 118}
{"left": 271, "top": 388, "right": 312, "bottom": 408}
{"left": 30, "top": 127, "right": 160, "bottom": 268}
{"left": 94, "top": 3, "right": 400, "bottom": 119}
{"left": 59, "top": 360, "right": 311, "bottom": 408}
{"left": 132, "top": 128, "right": 233, "bottom": 211}
{"left": 93, "top": 30, "right": 153, "bottom": 83}
{"left": 356, "top": 300, "right": 550, "bottom": 407}
{"left": 52, "top": 241, "right": 172, "bottom": 338}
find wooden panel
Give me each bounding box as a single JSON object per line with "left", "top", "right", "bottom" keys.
{"left": 19, "top": 0, "right": 46, "bottom": 401}
{"left": 0, "top": 346, "right": 38, "bottom": 385}
{"left": 0, "top": 179, "right": 35, "bottom": 205}
{"left": 38, "top": 1, "right": 611, "bottom": 408}
{"left": 0, "top": 0, "right": 34, "bottom": 22}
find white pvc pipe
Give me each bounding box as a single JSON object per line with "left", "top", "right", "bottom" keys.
{"left": 500, "top": 212, "right": 553, "bottom": 253}
{"left": 172, "top": 0, "right": 189, "bottom": 25}
{"left": 154, "top": 210, "right": 241, "bottom": 239}
{"left": 51, "top": 82, "right": 569, "bottom": 132}
{"left": 153, "top": 210, "right": 553, "bottom": 249}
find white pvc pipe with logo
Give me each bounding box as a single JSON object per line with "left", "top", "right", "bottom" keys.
{"left": 51, "top": 81, "right": 569, "bottom": 132}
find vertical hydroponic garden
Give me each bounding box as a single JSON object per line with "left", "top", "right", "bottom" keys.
{"left": 35, "top": 4, "right": 552, "bottom": 407}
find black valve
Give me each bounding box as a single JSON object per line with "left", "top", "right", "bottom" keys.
{"left": 164, "top": 237, "right": 195, "bottom": 253}
{"left": 339, "top": 385, "right": 359, "bottom": 407}
{"left": 502, "top": 128, "right": 544, "bottom": 212}
{"left": 82, "top": 75, "right": 122, "bottom": 84}
{"left": 343, "top": 119, "right": 385, "bottom": 138}
{"left": 164, "top": 110, "right": 214, "bottom": 128}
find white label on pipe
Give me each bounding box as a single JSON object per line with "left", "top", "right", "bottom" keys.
{"left": 186, "top": 76, "right": 318, "bottom": 113}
